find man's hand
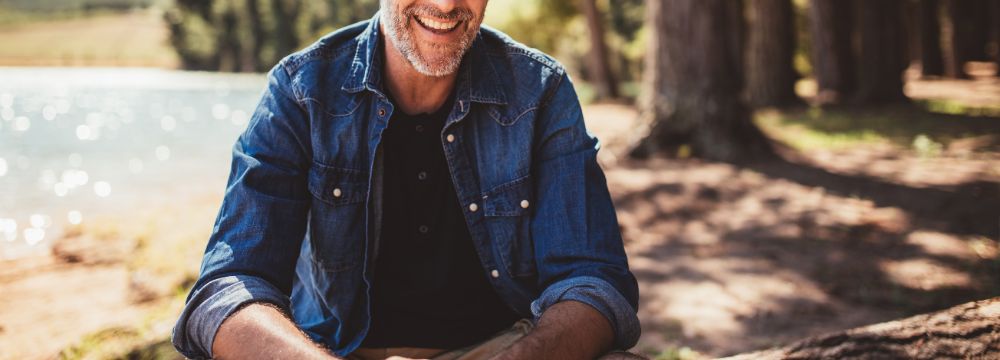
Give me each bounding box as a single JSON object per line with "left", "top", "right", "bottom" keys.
{"left": 493, "top": 301, "right": 615, "bottom": 360}
{"left": 213, "top": 303, "right": 340, "bottom": 360}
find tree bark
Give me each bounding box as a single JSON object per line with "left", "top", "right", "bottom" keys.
{"left": 808, "top": 0, "right": 855, "bottom": 105}
{"left": 744, "top": 0, "right": 800, "bottom": 108}
{"left": 271, "top": 0, "right": 301, "bottom": 59}
{"left": 943, "top": 0, "right": 974, "bottom": 78}
{"left": 722, "top": 297, "right": 1000, "bottom": 359}
{"left": 580, "top": 0, "right": 619, "bottom": 100}
{"left": 245, "top": 0, "right": 265, "bottom": 72}
{"left": 631, "top": 0, "right": 774, "bottom": 163}
{"left": 920, "top": 0, "right": 944, "bottom": 77}
{"left": 853, "top": 0, "right": 908, "bottom": 105}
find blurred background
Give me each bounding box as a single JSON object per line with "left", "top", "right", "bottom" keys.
{"left": 0, "top": 0, "right": 997, "bottom": 359}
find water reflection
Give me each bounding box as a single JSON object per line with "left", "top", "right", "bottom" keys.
{"left": 0, "top": 67, "right": 266, "bottom": 259}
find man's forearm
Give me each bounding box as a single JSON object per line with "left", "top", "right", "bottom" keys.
{"left": 495, "top": 300, "right": 615, "bottom": 360}
{"left": 213, "top": 303, "right": 339, "bottom": 360}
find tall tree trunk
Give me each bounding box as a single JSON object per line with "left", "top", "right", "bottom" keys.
{"left": 631, "top": 0, "right": 773, "bottom": 163}
{"left": 217, "top": 4, "right": 242, "bottom": 73}
{"left": 808, "top": 0, "right": 855, "bottom": 105}
{"left": 943, "top": 0, "right": 973, "bottom": 78}
{"left": 722, "top": 297, "right": 1000, "bottom": 359}
{"left": 271, "top": 0, "right": 301, "bottom": 59}
{"left": 744, "top": 0, "right": 800, "bottom": 108}
{"left": 853, "top": 0, "right": 907, "bottom": 105}
{"left": 580, "top": 0, "right": 619, "bottom": 100}
{"left": 993, "top": 0, "right": 1000, "bottom": 75}
{"left": 245, "top": 0, "right": 265, "bottom": 72}
{"left": 920, "top": 0, "right": 944, "bottom": 77}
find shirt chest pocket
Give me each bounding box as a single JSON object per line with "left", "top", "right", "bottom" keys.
{"left": 483, "top": 175, "right": 537, "bottom": 278}
{"left": 307, "top": 162, "right": 367, "bottom": 272}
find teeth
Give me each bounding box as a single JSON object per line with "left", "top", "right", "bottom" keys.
{"left": 416, "top": 16, "right": 459, "bottom": 31}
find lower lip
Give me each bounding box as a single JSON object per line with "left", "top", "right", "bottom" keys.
{"left": 412, "top": 16, "right": 463, "bottom": 39}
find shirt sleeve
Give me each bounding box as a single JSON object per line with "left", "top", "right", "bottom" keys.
{"left": 528, "top": 72, "right": 641, "bottom": 350}
{"left": 171, "top": 62, "right": 313, "bottom": 359}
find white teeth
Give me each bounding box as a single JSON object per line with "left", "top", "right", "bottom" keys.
{"left": 416, "top": 16, "right": 459, "bottom": 31}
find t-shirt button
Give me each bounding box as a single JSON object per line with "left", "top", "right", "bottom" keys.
{"left": 469, "top": 203, "right": 478, "bottom": 212}
{"left": 332, "top": 188, "right": 342, "bottom": 198}
{"left": 490, "top": 269, "right": 500, "bottom": 278}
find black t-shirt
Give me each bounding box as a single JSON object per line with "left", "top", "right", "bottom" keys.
{"left": 361, "top": 94, "right": 520, "bottom": 349}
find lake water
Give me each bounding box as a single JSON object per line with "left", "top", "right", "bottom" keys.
{"left": 0, "top": 67, "right": 267, "bottom": 259}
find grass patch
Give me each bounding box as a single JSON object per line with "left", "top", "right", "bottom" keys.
{"left": 755, "top": 105, "right": 1000, "bottom": 152}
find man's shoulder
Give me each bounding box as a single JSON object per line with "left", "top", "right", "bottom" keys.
{"left": 476, "top": 26, "right": 570, "bottom": 105}
{"left": 274, "top": 19, "right": 371, "bottom": 78}
{"left": 477, "top": 25, "right": 566, "bottom": 76}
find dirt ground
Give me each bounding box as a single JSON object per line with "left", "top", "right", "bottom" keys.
{"left": 1, "top": 75, "right": 998, "bottom": 359}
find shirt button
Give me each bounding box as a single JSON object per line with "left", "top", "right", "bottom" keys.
{"left": 378, "top": 108, "right": 386, "bottom": 117}
{"left": 418, "top": 225, "right": 429, "bottom": 234}
{"left": 446, "top": 134, "right": 455, "bottom": 143}
{"left": 490, "top": 269, "right": 500, "bottom": 278}
{"left": 332, "top": 188, "right": 342, "bottom": 198}
{"left": 417, "top": 171, "right": 427, "bottom": 181}
{"left": 520, "top": 200, "right": 530, "bottom": 209}
{"left": 469, "top": 203, "right": 478, "bottom": 212}
{"left": 415, "top": 125, "right": 424, "bottom": 132}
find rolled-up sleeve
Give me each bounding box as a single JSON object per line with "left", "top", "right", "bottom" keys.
{"left": 172, "top": 276, "right": 291, "bottom": 359}
{"left": 172, "top": 62, "right": 313, "bottom": 359}
{"left": 528, "top": 72, "right": 641, "bottom": 350}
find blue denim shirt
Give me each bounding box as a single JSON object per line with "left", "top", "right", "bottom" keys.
{"left": 172, "top": 14, "right": 640, "bottom": 359}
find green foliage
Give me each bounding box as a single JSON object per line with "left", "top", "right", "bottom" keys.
{"left": 485, "top": 0, "right": 646, "bottom": 85}
{"left": 164, "top": 0, "right": 378, "bottom": 72}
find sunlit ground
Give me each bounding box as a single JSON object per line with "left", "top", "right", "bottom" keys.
{"left": 0, "top": 7, "right": 999, "bottom": 360}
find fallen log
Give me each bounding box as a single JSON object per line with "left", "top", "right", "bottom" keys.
{"left": 721, "top": 297, "right": 1000, "bottom": 359}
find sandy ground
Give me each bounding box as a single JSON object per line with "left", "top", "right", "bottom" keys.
{"left": 1, "top": 83, "right": 998, "bottom": 359}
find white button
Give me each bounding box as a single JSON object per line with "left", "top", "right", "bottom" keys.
{"left": 333, "top": 188, "right": 342, "bottom": 197}
{"left": 469, "top": 203, "right": 478, "bottom": 212}
{"left": 520, "top": 200, "right": 530, "bottom": 209}
{"left": 446, "top": 134, "right": 455, "bottom": 143}
{"left": 490, "top": 269, "right": 500, "bottom": 278}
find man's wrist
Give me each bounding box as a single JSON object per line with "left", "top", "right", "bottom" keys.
{"left": 496, "top": 301, "right": 615, "bottom": 360}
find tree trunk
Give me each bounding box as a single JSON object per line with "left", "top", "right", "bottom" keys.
{"left": 994, "top": 0, "right": 1000, "bottom": 74}
{"left": 943, "top": 0, "right": 973, "bottom": 78}
{"left": 580, "top": 0, "right": 619, "bottom": 100}
{"left": 808, "top": 0, "right": 855, "bottom": 105}
{"left": 920, "top": 0, "right": 944, "bottom": 77}
{"left": 271, "top": 0, "right": 301, "bottom": 59}
{"left": 853, "top": 0, "right": 907, "bottom": 105}
{"left": 217, "top": 5, "right": 242, "bottom": 73}
{"left": 631, "top": 0, "right": 774, "bottom": 163}
{"left": 744, "top": 0, "right": 800, "bottom": 108}
{"left": 245, "top": 0, "right": 265, "bottom": 72}
{"left": 722, "top": 297, "right": 1000, "bottom": 359}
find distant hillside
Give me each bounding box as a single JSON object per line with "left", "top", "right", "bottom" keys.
{"left": 0, "top": 0, "right": 156, "bottom": 12}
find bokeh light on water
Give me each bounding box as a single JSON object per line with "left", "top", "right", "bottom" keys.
{"left": 0, "top": 67, "right": 267, "bottom": 259}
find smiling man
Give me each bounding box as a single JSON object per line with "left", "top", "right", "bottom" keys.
{"left": 171, "top": 1, "right": 641, "bottom": 359}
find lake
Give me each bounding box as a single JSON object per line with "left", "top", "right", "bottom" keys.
{"left": 0, "top": 67, "right": 267, "bottom": 259}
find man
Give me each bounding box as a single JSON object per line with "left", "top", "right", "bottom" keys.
{"left": 172, "top": 0, "right": 640, "bottom": 359}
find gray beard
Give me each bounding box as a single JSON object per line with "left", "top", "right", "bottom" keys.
{"left": 380, "top": 3, "right": 478, "bottom": 77}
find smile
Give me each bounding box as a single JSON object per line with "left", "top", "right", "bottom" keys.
{"left": 413, "top": 15, "right": 461, "bottom": 33}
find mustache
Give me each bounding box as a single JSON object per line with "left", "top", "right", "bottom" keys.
{"left": 404, "top": 4, "right": 474, "bottom": 22}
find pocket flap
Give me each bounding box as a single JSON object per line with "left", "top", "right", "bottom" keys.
{"left": 483, "top": 175, "right": 533, "bottom": 217}
{"left": 308, "top": 162, "right": 367, "bottom": 205}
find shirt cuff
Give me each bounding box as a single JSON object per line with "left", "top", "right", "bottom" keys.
{"left": 172, "top": 275, "right": 291, "bottom": 359}
{"left": 529, "top": 276, "right": 641, "bottom": 350}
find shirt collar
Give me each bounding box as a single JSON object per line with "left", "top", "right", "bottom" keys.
{"left": 341, "top": 12, "right": 508, "bottom": 106}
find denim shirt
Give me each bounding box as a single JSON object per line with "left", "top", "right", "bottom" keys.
{"left": 172, "top": 14, "right": 640, "bottom": 359}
